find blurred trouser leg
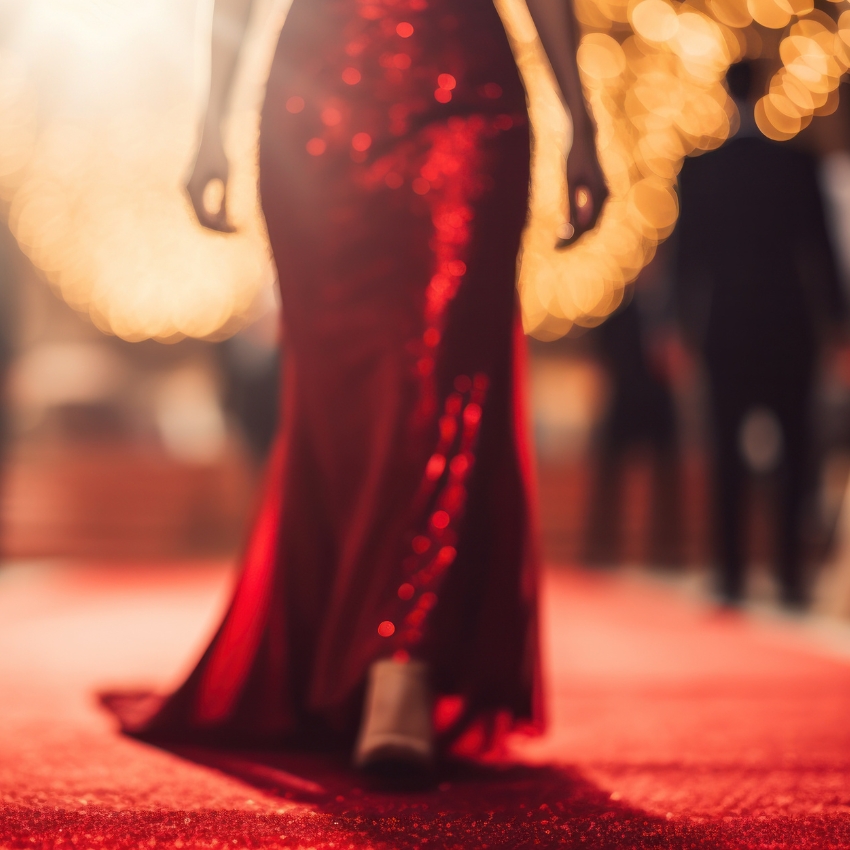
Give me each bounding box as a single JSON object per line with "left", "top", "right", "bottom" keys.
{"left": 710, "top": 384, "right": 747, "bottom": 603}
{"left": 774, "top": 383, "right": 812, "bottom": 608}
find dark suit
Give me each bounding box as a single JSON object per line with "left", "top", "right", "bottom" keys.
{"left": 676, "top": 134, "right": 845, "bottom": 604}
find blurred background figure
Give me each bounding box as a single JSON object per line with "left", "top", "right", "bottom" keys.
{"left": 583, "top": 254, "right": 684, "bottom": 569}
{"left": 0, "top": 223, "right": 17, "bottom": 559}
{"left": 675, "top": 60, "right": 847, "bottom": 609}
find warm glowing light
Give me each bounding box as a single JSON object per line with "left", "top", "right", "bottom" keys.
{"left": 630, "top": 0, "right": 680, "bottom": 43}
{"left": 3, "top": 0, "right": 848, "bottom": 343}
{"left": 495, "top": 0, "right": 847, "bottom": 338}
{"left": 757, "top": 11, "right": 849, "bottom": 141}
{"left": 496, "top": 0, "right": 730, "bottom": 335}
{"left": 748, "top": 0, "right": 792, "bottom": 29}
{"left": 0, "top": 0, "right": 287, "bottom": 342}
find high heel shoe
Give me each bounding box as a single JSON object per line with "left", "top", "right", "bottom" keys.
{"left": 353, "top": 657, "right": 434, "bottom": 772}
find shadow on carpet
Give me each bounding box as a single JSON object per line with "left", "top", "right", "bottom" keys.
{"left": 7, "top": 743, "right": 850, "bottom": 849}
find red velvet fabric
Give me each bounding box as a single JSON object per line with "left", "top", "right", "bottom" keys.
{"left": 128, "top": 0, "right": 540, "bottom": 749}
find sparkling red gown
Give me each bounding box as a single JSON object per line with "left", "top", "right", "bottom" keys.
{"left": 134, "top": 0, "right": 539, "bottom": 749}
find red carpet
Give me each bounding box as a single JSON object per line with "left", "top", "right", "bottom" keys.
{"left": 2, "top": 561, "right": 850, "bottom": 848}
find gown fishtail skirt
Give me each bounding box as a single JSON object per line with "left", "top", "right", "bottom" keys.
{"left": 125, "top": 0, "right": 541, "bottom": 752}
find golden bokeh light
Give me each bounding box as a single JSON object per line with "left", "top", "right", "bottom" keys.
{"left": 0, "top": 0, "right": 287, "bottom": 342}
{"left": 496, "top": 0, "right": 738, "bottom": 337}
{"left": 0, "top": 0, "right": 848, "bottom": 342}
{"left": 496, "top": 0, "right": 849, "bottom": 338}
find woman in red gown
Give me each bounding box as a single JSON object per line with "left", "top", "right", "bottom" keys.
{"left": 125, "top": 0, "right": 606, "bottom": 767}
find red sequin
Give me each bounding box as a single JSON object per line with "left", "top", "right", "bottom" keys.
{"left": 412, "top": 534, "right": 431, "bottom": 554}
{"left": 425, "top": 453, "right": 446, "bottom": 480}
{"left": 321, "top": 107, "right": 343, "bottom": 126}
{"left": 454, "top": 375, "right": 472, "bottom": 393}
{"left": 306, "top": 138, "right": 326, "bottom": 156}
{"left": 431, "top": 510, "right": 450, "bottom": 530}
{"left": 386, "top": 373, "right": 489, "bottom": 649}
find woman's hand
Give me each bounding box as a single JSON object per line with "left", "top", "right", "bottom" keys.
{"left": 558, "top": 123, "right": 608, "bottom": 248}
{"left": 186, "top": 122, "right": 235, "bottom": 233}
{"left": 522, "top": 0, "right": 609, "bottom": 247}
{"left": 186, "top": 0, "right": 255, "bottom": 232}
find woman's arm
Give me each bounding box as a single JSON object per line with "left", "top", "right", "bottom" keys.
{"left": 524, "top": 0, "right": 608, "bottom": 243}
{"left": 186, "top": 0, "right": 256, "bottom": 232}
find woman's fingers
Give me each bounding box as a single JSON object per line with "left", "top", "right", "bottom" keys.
{"left": 556, "top": 179, "right": 608, "bottom": 249}
{"left": 558, "top": 128, "right": 609, "bottom": 248}
{"left": 203, "top": 190, "right": 236, "bottom": 233}
{"left": 186, "top": 129, "right": 236, "bottom": 232}
{"left": 554, "top": 186, "right": 593, "bottom": 249}
{"left": 556, "top": 221, "right": 575, "bottom": 243}
{"left": 574, "top": 185, "right": 594, "bottom": 228}
{"left": 573, "top": 179, "right": 608, "bottom": 232}
{"left": 186, "top": 174, "right": 236, "bottom": 233}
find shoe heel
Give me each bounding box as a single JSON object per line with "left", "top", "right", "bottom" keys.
{"left": 353, "top": 658, "right": 434, "bottom": 770}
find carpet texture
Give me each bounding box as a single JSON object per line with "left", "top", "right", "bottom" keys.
{"left": 2, "top": 561, "right": 850, "bottom": 848}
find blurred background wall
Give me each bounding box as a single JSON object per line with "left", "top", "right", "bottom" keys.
{"left": 0, "top": 218, "right": 278, "bottom": 559}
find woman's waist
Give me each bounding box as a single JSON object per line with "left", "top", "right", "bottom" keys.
{"left": 273, "top": 0, "right": 525, "bottom": 105}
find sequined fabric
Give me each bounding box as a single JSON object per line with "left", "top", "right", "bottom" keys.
{"left": 268, "top": 0, "right": 527, "bottom": 151}
{"left": 129, "top": 0, "right": 539, "bottom": 749}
